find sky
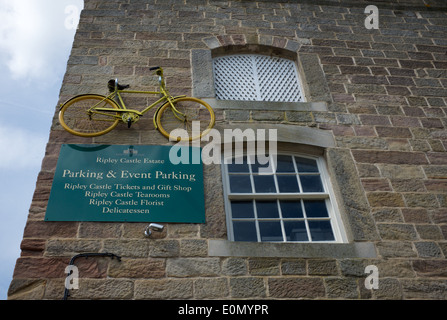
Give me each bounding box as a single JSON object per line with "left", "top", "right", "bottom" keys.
{"left": 0, "top": 0, "right": 84, "bottom": 300}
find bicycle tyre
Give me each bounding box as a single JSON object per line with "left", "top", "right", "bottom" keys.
{"left": 155, "top": 97, "right": 215, "bottom": 142}
{"left": 59, "top": 94, "right": 121, "bottom": 137}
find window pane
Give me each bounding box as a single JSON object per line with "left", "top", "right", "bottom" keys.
{"left": 280, "top": 201, "right": 303, "bottom": 218}
{"left": 284, "top": 221, "right": 308, "bottom": 241}
{"left": 296, "top": 157, "right": 319, "bottom": 173}
{"left": 300, "top": 175, "right": 324, "bottom": 193}
{"left": 277, "top": 175, "right": 300, "bottom": 193}
{"left": 227, "top": 156, "right": 249, "bottom": 173}
{"left": 253, "top": 175, "right": 276, "bottom": 193}
{"left": 304, "top": 200, "right": 329, "bottom": 218}
{"left": 233, "top": 221, "right": 258, "bottom": 242}
{"left": 256, "top": 201, "right": 279, "bottom": 218}
{"left": 251, "top": 156, "right": 272, "bottom": 174}
{"left": 227, "top": 162, "right": 249, "bottom": 173}
{"left": 308, "top": 221, "right": 335, "bottom": 241}
{"left": 276, "top": 155, "right": 295, "bottom": 173}
{"left": 231, "top": 201, "right": 254, "bottom": 219}
{"left": 259, "top": 221, "right": 283, "bottom": 242}
{"left": 229, "top": 175, "right": 252, "bottom": 193}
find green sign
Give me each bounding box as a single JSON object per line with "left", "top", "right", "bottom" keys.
{"left": 45, "top": 144, "right": 205, "bottom": 223}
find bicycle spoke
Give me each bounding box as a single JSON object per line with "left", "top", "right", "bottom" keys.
{"left": 156, "top": 97, "right": 215, "bottom": 141}
{"left": 59, "top": 95, "right": 120, "bottom": 137}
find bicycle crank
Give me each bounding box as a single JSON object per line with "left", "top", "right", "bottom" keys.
{"left": 122, "top": 112, "right": 140, "bottom": 128}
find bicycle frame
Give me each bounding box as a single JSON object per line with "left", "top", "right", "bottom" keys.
{"left": 88, "top": 74, "right": 185, "bottom": 129}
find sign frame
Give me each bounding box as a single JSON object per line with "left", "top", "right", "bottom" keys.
{"left": 45, "top": 144, "right": 206, "bottom": 223}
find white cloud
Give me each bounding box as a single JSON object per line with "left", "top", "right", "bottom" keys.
{"left": 0, "top": 0, "right": 83, "bottom": 84}
{"left": 0, "top": 123, "right": 46, "bottom": 169}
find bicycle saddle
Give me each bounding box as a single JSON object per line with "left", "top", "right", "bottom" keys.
{"left": 108, "top": 79, "right": 130, "bottom": 92}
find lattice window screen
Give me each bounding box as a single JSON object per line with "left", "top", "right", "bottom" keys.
{"left": 213, "top": 54, "right": 304, "bottom": 102}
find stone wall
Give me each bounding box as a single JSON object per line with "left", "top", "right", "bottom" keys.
{"left": 8, "top": 0, "right": 447, "bottom": 300}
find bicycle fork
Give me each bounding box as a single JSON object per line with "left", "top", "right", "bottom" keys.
{"left": 163, "top": 87, "right": 187, "bottom": 121}
{"left": 153, "top": 97, "right": 188, "bottom": 132}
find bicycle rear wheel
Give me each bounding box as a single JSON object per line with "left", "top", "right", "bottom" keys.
{"left": 59, "top": 94, "right": 121, "bottom": 137}
{"left": 155, "top": 97, "right": 215, "bottom": 141}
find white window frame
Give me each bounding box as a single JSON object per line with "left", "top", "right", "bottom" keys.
{"left": 213, "top": 54, "right": 305, "bottom": 103}
{"left": 222, "top": 152, "right": 348, "bottom": 243}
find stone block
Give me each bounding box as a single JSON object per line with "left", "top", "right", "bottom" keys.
{"left": 229, "top": 277, "right": 266, "bottom": 298}
{"left": 102, "top": 240, "right": 150, "bottom": 258}
{"left": 45, "top": 239, "right": 102, "bottom": 257}
{"left": 325, "top": 277, "right": 359, "bottom": 299}
{"left": 148, "top": 240, "right": 180, "bottom": 258}
{"left": 23, "top": 221, "right": 79, "bottom": 239}
{"left": 194, "top": 278, "right": 229, "bottom": 299}
{"left": 135, "top": 279, "right": 193, "bottom": 299}
{"left": 339, "top": 259, "right": 366, "bottom": 277}
{"left": 180, "top": 239, "right": 208, "bottom": 257}
{"left": 427, "top": 152, "right": 447, "bottom": 165}
{"left": 376, "top": 126, "right": 412, "bottom": 138}
{"left": 8, "top": 280, "right": 46, "bottom": 300}
{"left": 225, "top": 110, "right": 250, "bottom": 121}
{"left": 372, "top": 208, "right": 403, "bottom": 222}
{"left": 402, "top": 280, "right": 447, "bottom": 299}
{"left": 375, "top": 259, "right": 415, "bottom": 278}
{"left": 67, "top": 279, "right": 133, "bottom": 299}
{"left": 248, "top": 259, "right": 280, "bottom": 276}
{"left": 379, "top": 164, "right": 424, "bottom": 179}
{"left": 13, "top": 257, "right": 69, "bottom": 279}
{"left": 336, "top": 137, "right": 388, "bottom": 150}
{"left": 377, "top": 223, "right": 418, "bottom": 240}
{"left": 404, "top": 193, "right": 439, "bottom": 208}
{"left": 412, "top": 260, "right": 447, "bottom": 277}
{"left": 222, "top": 258, "right": 247, "bottom": 276}
{"left": 362, "top": 179, "right": 392, "bottom": 192}
{"left": 414, "top": 242, "right": 443, "bottom": 258}
{"left": 352, "top": 150, "right": 428, "bottom": 165}
{"left": 167, "top": 258, "right": 221, "bottom": 277}
{"left": 376, "top": 241, "right": 417, "bottom": 258}
{"left": 108, "top": 258, "right": 165, "bottom": 278}
{"left": 308, "top": 259, "right": 339, "bottom": 276}
{"left": 252, "top": 111, "right": 285, "bottom": 121}
{"left": 268, "top": 277, "right": 325, "bottom": 299}
{"left": 20, "top": 239, "right": 46, "bottom": 256}
{"left": 78, "top": 222, "right": 122, "bottom": 239}
{"left": 281, "top": 260, "right": 306, "bottom": 275}
{"left": 359, "top": 115, "right": 391, "bottom": 126}
{"left": 415, "top": 225, "right": 444, "bottom": 240}
{"left": 373, "top": 278, "right": 403, "bottom": 299}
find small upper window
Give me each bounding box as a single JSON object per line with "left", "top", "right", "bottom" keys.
{"left": 213, "top": 54, "right": 304, "bottom": 102}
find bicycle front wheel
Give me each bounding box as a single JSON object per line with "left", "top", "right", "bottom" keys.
{"left": 59, "top": 94, "right": 121, "bottom": 137}
{"left": 156, "top": 97, "right": 215, "bottom": 141}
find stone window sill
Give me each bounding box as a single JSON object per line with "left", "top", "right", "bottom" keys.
{"left": 203, "top": 98, "right": 328, "bottom": 112}
{"left": 208, "top": 240, "right": 377, "bottom": 259}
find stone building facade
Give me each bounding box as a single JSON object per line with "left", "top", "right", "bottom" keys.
{"left": 8, "top": 0, "right": 447, "bottom": 300}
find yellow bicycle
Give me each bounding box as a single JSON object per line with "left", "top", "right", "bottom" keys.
{"left": 59, "top": 67, "right": 215, "bottom": 141}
